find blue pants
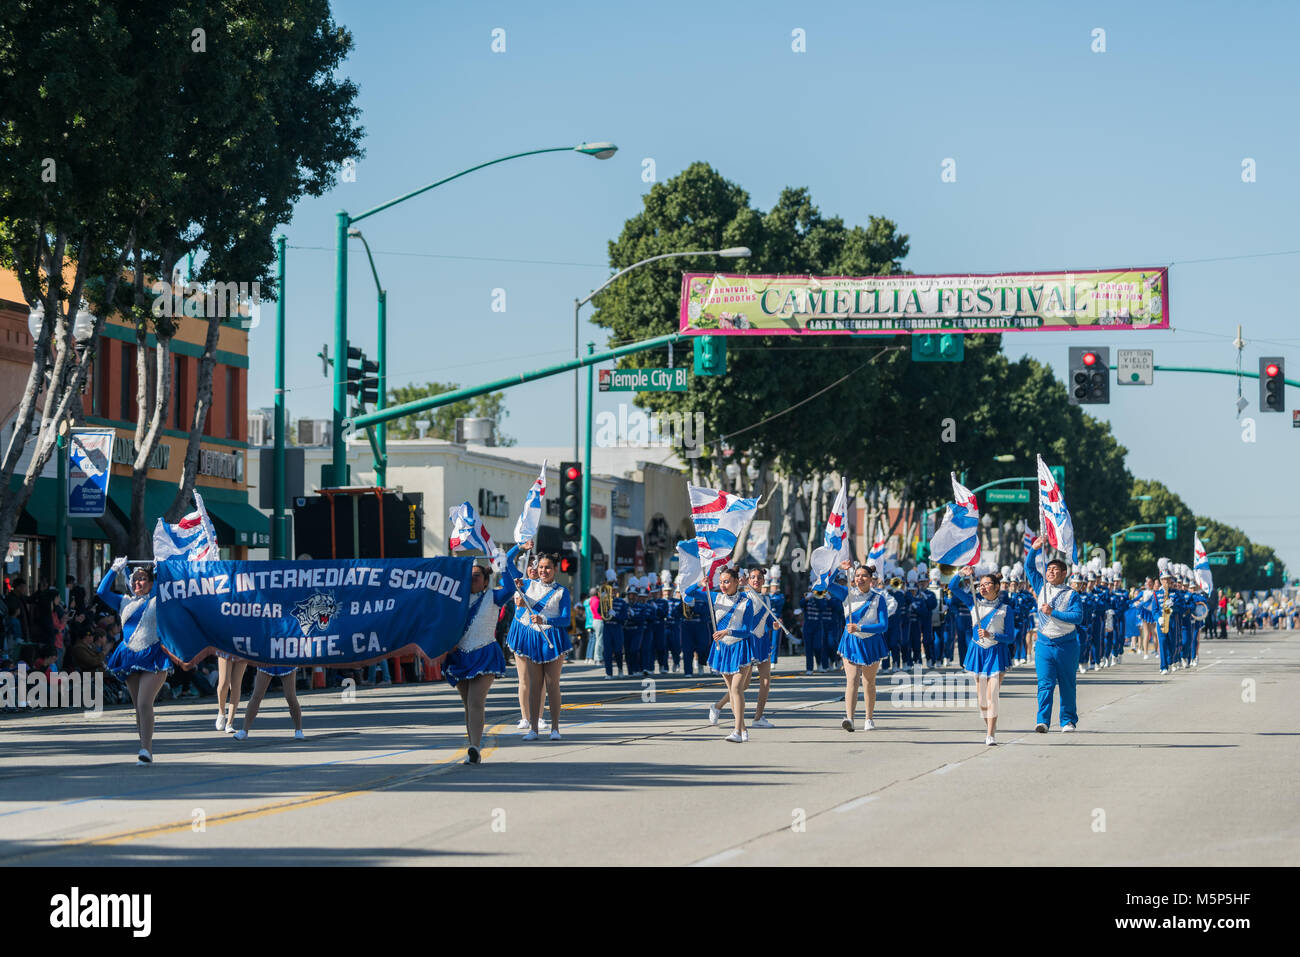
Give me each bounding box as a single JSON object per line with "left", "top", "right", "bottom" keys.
{"left": 954, "top": 620, "right": 970, "bottom": 664}
{"left": 1158, "top": 623, "right": 1175, "bottom": 669}
{"left": 1035, "top": 636, "right": 1079, "bottom": 728}
{"left": 640, "top": 626, "right": 655, "bottom": 673}
{"left": 922, "top": 619, "right": 937, "bottom": 665}
{"left": 602, "top": 623, "right": 625, "bottom": 676}
{"left": 687, "top": 621, "right": 710, "bottom": 674}
{"left": 886, "top": 625, "right": 904, "bottom": 669}
{"left": 624, "top": 627, "right": 642, "bottom": 674}
{"left": 666, "top": 621, "right": 681, "bottom": 668}
{"left": 651, "top": 622, "right": 667, "bottom": 671}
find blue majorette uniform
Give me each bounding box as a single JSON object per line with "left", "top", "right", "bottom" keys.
{"left": 827, "top": 580, "right": 889, "bottom": 666}
{"left": 501, "top": 545, "right": 530, "bottom": 656}
{"left": 98, "top": 568, "right": 172, "bottom": 677}
{"left": 444, "top": 573, "right": 514, "bottom": 687}
{"left": 706, "top": 590, "right": 756, "bottom": 674}
{"left": 513, "top": 577, "right": 572, "bottom": 663}
{"left": 747, "top": 587, "right": 782, "bottom": 664}
{"left": 949, "top": 575, "right": 1014, "bottom": 676}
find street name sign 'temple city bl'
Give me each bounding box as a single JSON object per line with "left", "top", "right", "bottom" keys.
{"left": 599, "top": 367, "right": 688, "bottom": 392}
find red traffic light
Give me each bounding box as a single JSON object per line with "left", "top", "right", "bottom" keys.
{"left": 559, "top": 557, "right": 576, "bottom": 574}
{"left": 1082, "top": 352, "right": 1098, "bottom": 367}
{"left": 1265, "top": 363, "right": 1280, "bottom": 378}
{"left": 565, "top": 466, "right": 580, "bottom": 480}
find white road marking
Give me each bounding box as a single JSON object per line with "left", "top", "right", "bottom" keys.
{"left": 833, "top": 795, "right": 879, "bottom": 813}
{"left": 692, "top": 848, "right": 745, "bottom": 866}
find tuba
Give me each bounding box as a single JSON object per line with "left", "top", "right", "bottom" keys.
{"left": 599, "top": 583, "right": 614, "bottom": 617}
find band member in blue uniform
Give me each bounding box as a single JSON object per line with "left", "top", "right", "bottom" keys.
{"left": 506, "top": 544, "right": 536, "bottom": 728}
{"left": 950, "top": 565, "right": 1015, "bottom": 744}
{"left": 1026, "top": 537, "right": 1084, "bottom": 732}
{"left": 604, "top": 580, "right": 629, "bottom": 678}
{"left": 443, "top": 559, "right": 514, "bottom": 763}
{"left": 829, "top": 560, "right": 888, "bottom": 731}
{"left": 707, "top": 568, "right": 758, "bottom": 743}
{"left": 1155, "top": 567, "right": 1177, "bottom": 674}
{"left": 681, "top": 581, "right": 710, "bottom": 675}
{"left": 801, "top": 588, "right": 825, "bottom": 674}
{"left": 662, "top": 580, "right": 683, "bottom": 672}
{"left": 513, "top": 553, "right": 572, "bottom": 740}
{"left": 98, "top": 558, "right": 189, "bottom": 765}
{"left": 766, "top": 568, "right": 786, "bottom": 663}
{"left": 649, "top": 576, "right": 669, "bottom": 674}
{"left": 884, "top": 575, "right": 906, "bottom": 672}
{"left": 623, "top": 581, "right": 644, "bottom": 676}
{"left": 746, "top": 566, "right": 788, "bottom": 727}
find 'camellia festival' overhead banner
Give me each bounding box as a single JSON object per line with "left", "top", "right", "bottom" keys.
{"left": 679, "top": 268, "right": 1168, "bottom": 335}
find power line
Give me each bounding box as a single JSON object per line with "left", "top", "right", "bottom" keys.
{"left": 286, "top": 244, "right": 607, "bottom": 269}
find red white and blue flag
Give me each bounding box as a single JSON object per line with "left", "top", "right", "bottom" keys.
{"left": 1022, "top": 525, "right": 1035, "bottom": 558}
{"left": 152, "top": 491, "right": 219, "bottom": 562}
{"left": 513, "top": 460, "right": 547, "bottom": 545}
{"left": 1193, "top": 534, "right": 1213, "bottom": 594}
{"left": 1036, "top": 454, "right": 1077, "bottom": 562}
{"left": 928, "top": 473, "right": 981, "bottom": 567}
{"left": 809, "top": 478, "right": 851, "bottom": 591}
{"left": 449, "top": 501, "right": 505, "bottom": 571}
{"left": 688, "top": 485, "right": 758, "bottom": 589}
{"left": 676, "top": 538, "right": 703, "bottom": 591}
{"left": 867, "top": 518, "right": 888, "bottom": 567}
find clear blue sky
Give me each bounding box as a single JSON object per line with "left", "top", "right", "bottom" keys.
{"left": 250, "top": 0, "right": 1300, "bottom": 575}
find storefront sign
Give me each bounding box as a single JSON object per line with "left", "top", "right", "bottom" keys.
{"left": 112, "top": 436, "right": 170, "bottom": 471}
{"left": 679, "top": 268, "right": 1169, "bottom": 335}
{"left": 199, "top": 448, "right": 244, "bottom": 482}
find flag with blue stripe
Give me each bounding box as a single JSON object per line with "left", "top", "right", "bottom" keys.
{"left": 927, "top": 473, "right": 981, "bottom": 567}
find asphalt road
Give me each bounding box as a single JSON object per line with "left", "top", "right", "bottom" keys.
{"left": 2, "top": 631, "right": 1297, "bottom": 866}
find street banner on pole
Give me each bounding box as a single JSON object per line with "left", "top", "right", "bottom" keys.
{"left": 679, "top": 269, "right": 1168, "bottom": 335}
{"left": 67, "top": 428, "right": 114, "bottom": 518}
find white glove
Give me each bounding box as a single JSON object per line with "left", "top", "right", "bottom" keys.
{"left": 111, "top": 556, "right": 128, "bottom": 573}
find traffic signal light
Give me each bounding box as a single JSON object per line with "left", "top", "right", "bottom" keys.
{"left": 1165, "top": 515, "right": 1177, "bottom": 540}
{"left": 1259, "top": 357, "right": 1285, "bottom": 413}
{"left": 911, "top": 333, "right": 964, "bottom": 362}
{"left": 559, "top": 549, "right": 578, "bottom": 576}
{"left": 1068, "top": 347, "right": 1110, "bottom": 405}
{"left": 1050, "top": 465, "right": 1065, "bottom": 488}
{"left": 346, "top": 345, "right": 364, "bottom": 399}
{"left": 1235, "top": 546, "right": 1245, "bottom": 564}
{"left": 915, "top": 538, "right": 930, "bottom": 562}
{"left": 360, "top": 358, "right": 379, "bottom": 406}
{"left": 1265, "top": 561, "right": 1275, "bottom": 577}
{"left": 560, "top": 461, "right": 583, "bottom": 539}
{"left": 693, "top": 336, "right": 727, "bottom": 376}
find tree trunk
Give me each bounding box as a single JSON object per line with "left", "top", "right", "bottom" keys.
{"left": 166, "top": 309, "right": 222, "bottom": 522}
{"left": 130, "top": 336, "right": 171, "bottom": 556}
{"left": 0, "top": 231, "right": 135, "bottom": 559}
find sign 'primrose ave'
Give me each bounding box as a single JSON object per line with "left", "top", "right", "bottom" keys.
{"left": 679, "top": 269, "right": 1169, "bottom": 335}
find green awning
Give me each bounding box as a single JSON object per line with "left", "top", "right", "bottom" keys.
{"left": 9, "top": 477, "right": 110, "bottom": 540}
{"left": 205, "top": 498, "right": 270, "bottom": 549}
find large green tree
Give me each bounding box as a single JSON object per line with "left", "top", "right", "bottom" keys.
{"left": 386, "top": 382, "right": 513, "bottom": 446}
{"left": 0, "top": 0, "right": 364, "bottom": 555}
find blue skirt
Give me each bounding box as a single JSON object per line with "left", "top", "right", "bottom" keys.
{"left": 514, "top": 625, "right": 568, "bottom": 663}
{"left": 106, "top": 640, "right": 172, "bottom": 677}
{"left": 444, "top": 641, "right": 507, "bottom": 688}
{"left": 505, "top": 615, "right": 527, "bottom": 652}
{"left": 838, "top": 631, "right": 889, "bottom": 667}
{"left": 963, "top": 641, "right": 1012, "bottom": 676}
{"left": 751, "top": 633, "right": 774, "bottom": 663}
{"left": 257, "top": 665, "right": 297, "bottom": 677}
{"left": 708, "top": 636, "right": 755, "bottom": 674}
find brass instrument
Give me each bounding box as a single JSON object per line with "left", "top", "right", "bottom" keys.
{"left": 1159, "top": 594, "right": 1174, "bottom": 634}
{"left": 682, "top": 593, "right": 696, "bottom": 618}
{"left": 599, "top": 583, "right": 614, "bottom": 617}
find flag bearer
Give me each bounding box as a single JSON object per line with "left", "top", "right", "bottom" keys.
{"left": 1026, "top": 538, "right": 1084, "bottom": 732}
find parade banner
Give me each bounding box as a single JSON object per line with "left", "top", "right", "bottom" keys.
{"left": 67, "top": 428, "right": 114, "bottom": 518}
{"left": 679, "top": 268, "right": 1168, "bottom": 335}
{"left": 153, "top": 557, "right": 474, "bottom": 668}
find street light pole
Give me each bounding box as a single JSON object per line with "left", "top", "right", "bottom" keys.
{"left": 348, "top": 228, "right": 388, "bottom": 488}
{"left": 582, "top": 341, "right": 595, "bottom": 594}
{"left": 273, "top": 235, "right": 288, "bottom": 559}
{"left": 572, "top": 246, "right": 750, "bottom": 595}
{"left": 328, "top": 143, "right": 618, "bottom": 488}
